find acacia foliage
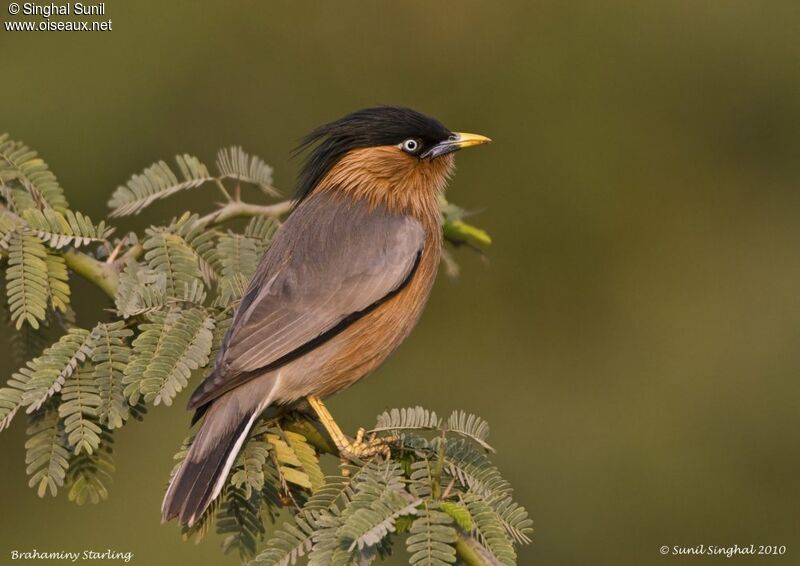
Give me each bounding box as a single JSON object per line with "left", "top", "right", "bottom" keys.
{"left": 243, "top": 407, "right": 533, "bottom": 566}
{"left": 0, "top": 133, "right": 531, "bottom": 564}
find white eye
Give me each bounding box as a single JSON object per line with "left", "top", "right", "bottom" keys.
{"left": 402, "top": 138, "right": 420, "bottom": 153}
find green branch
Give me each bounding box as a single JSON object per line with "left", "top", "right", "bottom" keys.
{"left": 62, "top": 249, "right": 119, "bottom": 298}
{"left": 195, "top": 199, "right": 293, "bottom": 228}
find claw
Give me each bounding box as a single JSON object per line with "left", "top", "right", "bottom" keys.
{"left": 338, "top": 432, "right": 396, "bottom": 461}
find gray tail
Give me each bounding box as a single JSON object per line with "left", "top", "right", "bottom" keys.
{"left": 161, "top": 399, "right": 260, "bottom": 527}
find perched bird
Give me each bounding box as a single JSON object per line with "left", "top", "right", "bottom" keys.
{"left": 161, "top": 106, "right": 490, "bottom": 526}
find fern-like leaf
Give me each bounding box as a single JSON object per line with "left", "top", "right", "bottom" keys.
{"left": 217, "top": 484, "right": 267, "bottom": 561}
{"left": 0, "top": 133, "right": 69, "bottom": 212}
{"left": 406, "top": 501, "right": 458, "bottom": 566}
{"left": 231, "top": 437, "right": 272, "bottom": 498}
{"left": 215, "top": 272, "right": 250, "bottom": 306}
{"left": 216, "top": 146, "right": 277, "bottom": 196}
{"left": 442, "top": 439, "right": 511, "bottom": 502}
{"left": 308, "top": 461, "right": 413, "bottom": 566}
{"left": 66, "top": 427, "right": 115, "bottom": 504}
{"left": 123, "top": 307, "right": 214, "bottom": 406}
{"left": 107, "top": 155, "right": 211, "bottom": 216}
{"left": 0, "top": 327, "right": 92, "bottom": 431}
{"left": 284, "top": 430, "right": 325, "bottom": 492}
{"left": 266, "top": 430, "right": 322, "bottom": 491}
{"left": 251, "top": 468, "right": 358, "bottom": 565}
{"left": 174, "top": 213, "right": 220, "bottom": 285}
{"left": 0, "top": 386, "right": 24, "bottom": 431}
{"left": 142, "top": 226, "right": 204, "bottom": 299}
{"left": 21, "top": 208, "right": 113, "bottom": 249}
{"left": 91, "top": 321, "right": 133, "bottom": 429}
{"left": 216, "top": 231, "right": 261, "bottom": 281}
{"left": 244, "top": 216, "right": 280, "bottom": 254}
{"left": 446, "top": 410, "right": 493, "bottom": 452}
{"left": 59, "top": 364, "right": 102, "bottom": 454}
{"left": 252, "top": 515, "right": 317, "bottom": 566}
{"left": 0, "top": 209, "right": 23, "bottom": 249}
{"left": 489, "top": 496, "right": 533, "bottom": 545}
{"left": 440, "top": 501, "right": 474, "bottom": 532}
{"left": 371, "top": 406, "right": 442, "bottom": 433}
{"left": 44, "top": 246, "right": 70, "bottom": 312}
{"left": 114, "top": 260, "right": 166, "bottom": 318}
{"left": 5, "top": 229, "right": 50, "bottom": 329}
{"left": 18, "top": 327, "right": 93, "bottom": 415}
{"left": 464, "top": 494, "right": 516, "bottom": 565}
{"left": 24, "top": 406, "right": 70, "bottom": 497}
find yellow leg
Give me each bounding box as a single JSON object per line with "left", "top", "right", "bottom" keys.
{"left": 306, "top": 395, "right": 391, "bottom": 460}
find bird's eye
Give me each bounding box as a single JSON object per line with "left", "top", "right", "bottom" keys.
{"left": 401, "top": 138, "right": 421, "bottom": 153}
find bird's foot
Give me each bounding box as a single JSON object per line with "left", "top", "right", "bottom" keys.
{"left": 337, "top": 428, "right": 397, "bottom": 461}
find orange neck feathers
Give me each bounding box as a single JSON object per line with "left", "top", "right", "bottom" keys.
{"left": 316, "top": 147, "right": 454, "bottom": 223}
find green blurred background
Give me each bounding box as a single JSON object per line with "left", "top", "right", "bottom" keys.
{"left": 2, "top": 1, "right": 799, "bottom": 564}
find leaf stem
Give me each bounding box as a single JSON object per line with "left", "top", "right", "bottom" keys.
{"left": 213, "top": 178, "right": 234, "bottom": 202}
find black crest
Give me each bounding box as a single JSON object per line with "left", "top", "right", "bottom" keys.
{"left": 293, "top": 106, "right": 452, "bottom": 204}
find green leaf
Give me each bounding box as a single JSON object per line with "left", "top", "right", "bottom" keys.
{"left": 66, "top": 427, "right": 115, "bottom": 505}
{"left": 0, "top": 133, "right": 69, "bottom": 212}
{"left": 230, "top": 438, "right": 272, "bottom": 498}
{"left": 406, "top": 501, "right": 458, "bottom": 566}
{"left": 464, "top": 494, "right": 516, "bottom": 565}
{"left": 216, "top": 232, "right": 261, "bottom": 281}
{"left": 123, "top": 306, "right": 214, "bottom": 406}
{"left": 19, "top": 327, "right": 93, "bottom": 414}
{"left": 174, "top": 213, "right": 220, "bottom": 285}
{"left": 113, "top": 259, "right": 166, "bottom": 318}
{"left": 217, "top": 484, "right": 267, "bottom": 561}
{"left": 216, "top": 146, "right": 277, "bottom": 196}
{"left": 24, "top": 406, "right": 70, "bottom": 497}
{"left": 440, "top": 501, "right": 473, "bottom": 532}
{"left": 0, "top": 386, "right": 24, "bottom": 431}
{"left": 284, "top": 430, "right": 325, "bottom": 492}
{"left": 489, "top": 496, "right": 533, "bottom": 546}
{"left": 311, "top": 461, "right": 417, "bottom": 564}
{"left": 107, "top": 154, "right": 211, "bottom": 217}
{"left": 267, "top": 431, "right": 313, "bottom": 491}
{"left": 21, "top": 208, "right": 113, "bottom": 249}
{"left": 91, "top": 321, "right": 133, "bottom": 429}
{"left": 5, "top": 229, "right": 50, "bottom": 329}
{"left": 142, "top": 225, "right": 204, "bottom": 299}
{"left": 58, "top": 364, "right": 102, "bottom": 455}
{"left": 371, "top": 406, "right": 442, "bottom": 434}
{"left": 0, "top": 209, "right": 24, "bottom": 249}
{"left": 442, "top": 439, "right": 511, "bottom": 502}
{"left": 44, "top": 246, "right": 70, "bottom": 313}
{"left": 243, "top": 215, "right": 280, "bottom": 252}
{"left": 446, "top": 410, "right": 494, "bottom": 452}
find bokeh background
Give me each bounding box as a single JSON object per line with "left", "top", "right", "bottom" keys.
{"left": 1, "top": 1, "right": 799, "bottom": 565}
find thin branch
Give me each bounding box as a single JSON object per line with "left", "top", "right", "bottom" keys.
{"left": 62, "top": 249, "right": 119, "bottom": 298}
{"left": 195, "top": 199, "right": 293, "bottom": 228}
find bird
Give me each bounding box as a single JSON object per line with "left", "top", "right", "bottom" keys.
{"left": 161, "top": 106, "right": 490, "bottom": 527}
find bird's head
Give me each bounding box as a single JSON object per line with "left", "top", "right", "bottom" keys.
{"left": 294, "top": 106, "right": 490, "bottom": 212}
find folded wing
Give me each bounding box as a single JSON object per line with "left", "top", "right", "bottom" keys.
{"left": 187, "top": 192, "right": 426, "bottom": 409}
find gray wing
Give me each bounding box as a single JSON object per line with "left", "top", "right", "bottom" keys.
{"left": 188, "top": 192, "right": 425, "bottom": 408}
